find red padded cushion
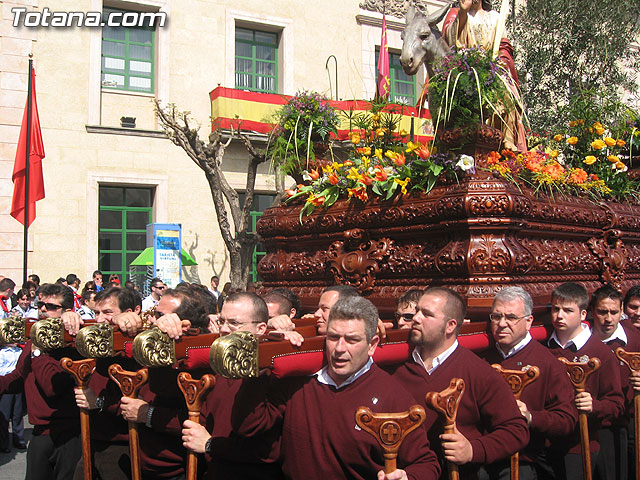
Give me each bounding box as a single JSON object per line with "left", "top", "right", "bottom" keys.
{"left": 458, "top": 332, "right": 490, "bottom": 351}
{"left": 530, "top": 324, "right": 552, "bottom": 342}
{"left": 372, "top": 342, "right": 410, "bottom": 366}
{"left": 124, "top": 342, "right": 133, "bottom": 357}
{"left": 272, "top": 350, "right": 325, "bottom": 378}
{"left": 185, "top": 346, "right": 210, "bottom": 369}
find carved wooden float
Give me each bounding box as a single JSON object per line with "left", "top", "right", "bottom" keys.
{"left": 257, "top": 125, "right": 640, "bottom": 319}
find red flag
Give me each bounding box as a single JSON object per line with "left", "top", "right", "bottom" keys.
{"left": 377, "top": 14, "right": 391, "bottom": 100}
{"left": 11, "top": 67, "right": 45, "bottom": 227}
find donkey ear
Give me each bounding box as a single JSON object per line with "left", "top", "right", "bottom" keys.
{"left": 405, "top": 5, "right": 416, "bottom": 24}
{"left": 428, "top": 3, "right": 451, "bottom": 26}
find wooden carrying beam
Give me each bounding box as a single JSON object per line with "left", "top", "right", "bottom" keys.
{"left": 558, "top": 357, "right": 601, "bottom": 480}
{"left": 425, "top": 378, "right": 465, "bottom": 480}
{"left": 355, "top": 405, "right": 427, "bottom": 474}
{"left": 60, "top": 357, "right": 97, "bottom": 480}
{"left": 492, "top": 364, "right": 540, "bottom": 480}
{"left": 615, "top": 347, "right": 640, "bottom": 480}
{"left": 177, "top": 372, "right": 216, "bottom": 480}
{"left": 108, "top": 364, "right": 149, "bottom": 480}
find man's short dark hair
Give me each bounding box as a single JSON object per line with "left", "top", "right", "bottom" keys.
{"left": 82, "top": 288, "right": 96, "bottom": 303}
{"left": 93, "top": 270, "right": 102, "bottom": 278}
{"left": 16, "top": 288, "right": 30, "bottom": 300}
{"left": 95, "top": 286, "right": 141, "bottom": 312}
{"left": 175, "top": 283, "right": 218, "bottom": 316}
{"left": 150, "top": 277, "right": 164, "bottom": 288}
{"left": 424, "top": 287, "right": 466, "bottom": 334}
{"left": 28, "top": 274, "right": 40, "bottom": 286}
{"left": 225, "top": 292, "right": 269, "bottom": 325}
{"left": 210, "top": 275, "right": 219, "bottom": 282}
{"left": 263, "top": 291, "right": 293, "bottom": 316}
{"left": 329, "top": 296, "right": 379, "bottom": 342}
{"left": 323, "top": 285, "right": 360, "bottom": 301}
{"left": 40, "top": 283, "right": 74, "bottom": 310}
{"left": 590, "top": 285, "right": 623, "bottom": 310}
{"left": 624, "top": 286, "right": 640, "bottom": 306}
{"left": 397, "top": 289, "right": 424, "bottom": 309}
{"left": 66, "top": 274, "right": 79, "bottom": 285}
{"left": 22, "top": 280, "right": 37, "bottom": 291}
{"left": 552, "top": 282, "right": 589, "bottom": 312}
{"left": 270, "top": 288, "right": 301, "bottom": 317}
{"left": 164, "top": 287, "right": 208, "bottom": 330}
{"left": 0, "top": 278, "right": 16, "bottom": 292}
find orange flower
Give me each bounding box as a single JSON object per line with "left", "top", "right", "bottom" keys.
{"left": 604, "top": 137, "right": 616, "bottom": 147}
{"left": 543, "top": 162, "right": 565, "bottom": 180}
{"left": 343, "top": 160, "right": 354, "bottom": 167}
{"left": 359, "top": 175, "right": 374, "bottom": 186}
{"left": 416, "top": 144, "right": 431, "bottom": 160}
{"left": 616, "top": 161, "right": 626, "bottom": 170}
{"left": 487, "top": 151, "right": 501, "bottom": 165}
{"left": 591, "top": 139, "right": 606, "bottom": 150}
{"left": 569, "top": 168, "right": 588, "bottom": 185}
{"left": 525, "top": 157, "right": 543, "bottom": 173}
{"left": 356, "top": 147, "right": 371, "bottom": 156}
{"left": 593, "top": 122, "right": 605, "bottom": 135}
{"left": 348, "top": 131, "right": 361, "bottom": 144}
{"left": 374, "top": 167, "right": 388, "bottom": 181}
{"left": 348, "top": 186, "right": 368, "bottom": 202}
{"left": 583, "top": 155, "right": 597, "bottom": 165}
{"left": 309, "top": 169, "right": 320, "bottom": 180}
{"left": 284, "top": 189, "right": 297, "bottom": 197}
{"left": 616, "top": 139, "right": 626, "bottom": 147}
{"left": 608, "top": 155, "right": 620, "bottom": 163}
{"left": 501, "top": 149, "right": 516, "bottom": 159}
{"left": 393, "top": 152, "right": 406, "bottom": 166}
{"left": 553, "top": 134, "right": 563, "bottom": 142}
{"left": 308, "top": 194, "right": 325, "bottom": 206}
{"left": 549, "top": 150, "right": 559, "bottom": 158}
{"left": 567, "top": 136, "right": 578, "bottom": 145}
{"left": 569, "top": 120, "right": 578, "bottom": 127}
{"left": 328, "top": 173, "right": 340, "bottom": 185}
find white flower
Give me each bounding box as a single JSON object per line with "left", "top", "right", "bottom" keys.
{"left": 302, "top": 171, "right": 311, "bottom": 181}
{"left": 557, "top": 154, "right": 565, "bottom": 165}
{"left": 456, "top": 154, "right": 475, "bottom": 171}
{"left": 383, "top": 166, "right": 394, "bottom": 175}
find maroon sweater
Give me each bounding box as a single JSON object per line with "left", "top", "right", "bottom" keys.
{"left": 87, "top": 356, "right": 140, "bottom": 443}
{"left": 546, "top": 333, "right": 624, "bottom": 454}
{"left": 201, "top": 375, "right": 283, "bottom": 480}
{"left": 390, "top": 345, "right": 529, "bottom": 479}
{"left": 0, "top": 342, "right": 80, "bottom": 436}
{"left": 481, "top": 339, "right": 578, "bottom": 463}
{"left": 239, "top": 363, "right": 440, "bottom": 480}
{"left": 599, "top": 322, "right": 640, "bottom": 421}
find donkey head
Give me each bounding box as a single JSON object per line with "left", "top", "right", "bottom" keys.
{"left": 400, "top": 4, "right": 451, "bottom": 76}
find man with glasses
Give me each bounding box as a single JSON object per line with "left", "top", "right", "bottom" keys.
{"left": 0, "top": 283, "right": 82, "bottom": 480}
{"left": 389, "top": 287, "right": 529, "bottom": 479}
{"left": 480, "top": 287, "right": 577, "bottom": 479}
{"left": 142, "top": 277, "right": 166, "bottom": 312}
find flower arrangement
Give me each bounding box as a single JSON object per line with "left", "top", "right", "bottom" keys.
{"left": 488, "top": 118, "right": 637, "bottom": 198}
{"left": 428, "top": 47, "right": 518, "bottom": 130}
{"left": 286, "top": 101, "right": 473, "bottom": 218}
{"left": 268, "top": 91, "right": 340, "bottom": 176}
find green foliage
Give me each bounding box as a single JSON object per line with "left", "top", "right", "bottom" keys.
{"left": 512, "top": 0, "right": 640, "bottom": 135}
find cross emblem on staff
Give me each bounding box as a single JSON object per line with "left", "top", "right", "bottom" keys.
{"left": 381, "top": 422, "right": 401, "bottom": 443}
{"left": 506, "top": 375, "right": 522, "bottom": 394}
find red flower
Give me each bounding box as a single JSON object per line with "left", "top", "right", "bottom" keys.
{"left": 487, "top": 151, "right": 501, "bottom": 165}
{"left": 374, "top": 167, "right": 388, "bottom": 181}
{"left": 359, "top": 175, "right": 373, "bottom": 186}
{"left": 328, "top": 173, "right": 339, "bottom": 185}
{"left": 393, "top": 152, "right": 406, "bottom": 166}
{"left": 309, "top": 169, "right": 320, "bottom": 180}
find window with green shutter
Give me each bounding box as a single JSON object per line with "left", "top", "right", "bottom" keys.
{"left": 235, "top": 27, "right": 278, "bottom": 93}
{"left": 99, "top": 186, "right": 153, "bottom": 281}
{"left": 101, "top": 8, "right": 155, "bottom": 93}
{"left": 376, "top": 49, "right": 417, "bottom": 105}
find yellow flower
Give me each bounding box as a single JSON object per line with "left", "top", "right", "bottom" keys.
{"left": 399, "top": 129, "right": 408, "bottom": 136}
{"left": 371, "top": 114, "right": 380, "bottom": 122}
{"left": 346, "top": 167, "right": 360, "bottom": 180}
{"left": 361, "top": 155, "right": 370, "bottom": 169}
{"left": 405, "top": 141, "right": 420, "bottom": 153}
{"left": 549, "top": 150, "right": 559, "bottom": 158}
{"left": 567, "top": 136, "right": 578, "bottom": 145}
{"left": 616, "top": 161, "right": 626, "bottom": 170}
{"left": 553, "top": 134, "right": 563, "bottom": 142}
{"left": 348, "top": 131, "right": 361, "bottom": 144}
{"left": 608, "top": 155, "right": 620, "bottom": 163}
{"left": 593, "top": 122, "right": 605, "bottom": 135}
{"left": 376, "top": 127, "right": 386, "bottom": 137}
{"left": 394, "top": 177, "right": 410, "bottom": 195}
{"left": 616, "top": 139, "right": 626, "bottom": 147}
{"left": 591, "top": 139, "right": 606, "bottom": 150}
{"left": 374, "top": 148, "right": 383, "bottom": 160}
{"left": 604, "top": 137, "right": 616, "bottom": 147}
{"left": 583, "top": 155, "right": 597, "bottom": 165}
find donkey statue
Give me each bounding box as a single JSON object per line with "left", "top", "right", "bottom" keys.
{"left": 399, "top": 3, "right": 452, "bottom": 107}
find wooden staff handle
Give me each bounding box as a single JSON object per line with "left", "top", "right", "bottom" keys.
{"left": 108, "top": 365, "right": 149, "bottom": 480}
{"left": 558, "top": 357, "right": 601, "bottom": 480}
{"left": 177, "top": 372, "right": 216, "bottom": 480}
{"left": 425, "top": 378, "right": 465, "bottom": 480}
{"left": 355, "top": 405, "right": 427, "bottom": 474}
{"left": 61, "top": 357, "right": 97, "bottom": 480}
{"left": 615, "top": 347, "right": 640, "bottom": 480}
{"left": 492, "top": 364, "right": 541, "bottom": 480}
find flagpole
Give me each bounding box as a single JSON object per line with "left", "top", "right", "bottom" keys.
{"left": 23, "top": 56, "right": 33, "bottom": 285}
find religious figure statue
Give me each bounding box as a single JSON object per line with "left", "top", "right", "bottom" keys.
{"left": 442, "top": 0, "right": 527, "bottom": 151}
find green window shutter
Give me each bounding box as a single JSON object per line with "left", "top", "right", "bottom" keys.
{"left": 376, "top": 48, "right": 416, "bottom": 106}
{"left": 235, "top": 27, "right": 278, "bottom": 94}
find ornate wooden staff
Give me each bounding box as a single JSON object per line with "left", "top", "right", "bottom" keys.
{"left": 492, "top": 364, "right": 540, "bottom": 480}
{"left": 425, "top": 378, "right": 465, "bottom": 480}
{"left": 60, "top": 357, "right": 97, "bottom": 480}
{"left": 355, "top": 405, "right": 427, "bottom": 474}
{"left": 177, "top": 372, "right": 216, "bottom": 480}
{"left": 615, "top": 347, "right": 640, "bottom": 480}
{"left": 108, "top": 364, "right": 149, "bottom": 480}
{"left": 558, "top": 357, "right": 601, "bottom": 480}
